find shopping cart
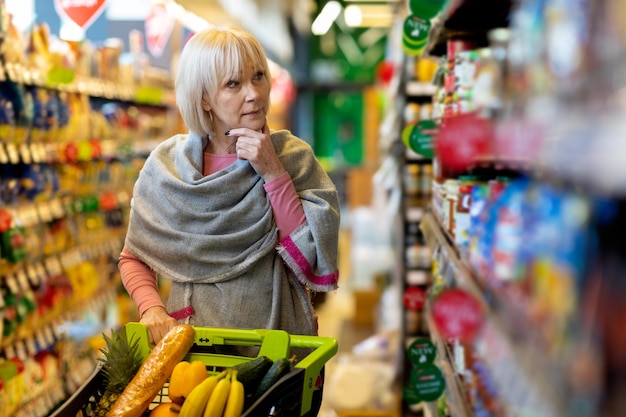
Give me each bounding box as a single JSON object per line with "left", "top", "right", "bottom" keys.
{"left": 50, "top": 322, "right": 338, "bottom": 417}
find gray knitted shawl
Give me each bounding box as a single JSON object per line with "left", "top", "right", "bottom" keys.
{"left": 124, "top": 129, "right": 340, "bottom": 336}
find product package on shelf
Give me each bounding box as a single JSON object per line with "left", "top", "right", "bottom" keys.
{"left": 0, "top": 13, "right": 181, "bottom": 415}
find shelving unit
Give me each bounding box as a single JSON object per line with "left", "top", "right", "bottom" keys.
{"left": 398, "top": 71, "right": 437, "bottom": 416}
{"left": 420, "top": 212, "right": 564, "bottom": 417}
{"left": 395, "top": 1, "right": 626, "bottom": 416}
{"left": 0, "top": 56, "right": 178, "bottom": 415}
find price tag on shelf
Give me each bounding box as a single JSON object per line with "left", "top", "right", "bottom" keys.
{"left": 36, "top": 262, "right": 47, "bottom": 281}
{"left": 36, "top": 329, "right": 47, "bottom": 350}
{"left": 44, "top": 324, "right": 55, "bottom": 346}
{"left": 15, "top": 340, "right": 27, "bottom": 360}
{"left": 19, "top": 143, "right": 32, "bottom": 164}
{"left": 16, "top": 269, "right": 30, "bottom": 291}
{"left": 27, "top": 264, "right": 40, "bottom": 286}
{"left": 37, "top": 201, "right": 53, "bottom": 224}
{"left": 5, "top": 143, "right": 19, "bottom": 164}
{"left": 50, "top": 198, "right": 65, "bottom": 219}
{"left": 0, "top": 143, "right": 8, "bottom": 164}
{"left": 30, "top": 143, "right": 41, "bottom": 163}
{"left": 6, "top": 274, "right": 20, "bottom": 294}
{"left": 26, "top": 335, "right": 37, "bottom": 356}
{"left": 4, "top": 343, "right": 16, "bottom": 359}
{"left": 45, "top": 256, "right": 63, "bottom": 276}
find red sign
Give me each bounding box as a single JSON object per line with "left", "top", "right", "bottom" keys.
{"left": 431, "top": 288, "right": 484, "bottom": 341}
{"left": 145, "top": 3, "right": 176, "bottom": 57}
{"left": 54, "top": 0, "right": 108, "bottom": 30}
{"left": 403, "top": 286, "right": 426, "bottom": 311}
{"left": 435, "top": 112, "right": 494, "bottom": 172}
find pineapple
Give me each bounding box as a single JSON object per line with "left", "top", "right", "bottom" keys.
{"left": 94, "top": 327, "right": 143, "bottom": 417}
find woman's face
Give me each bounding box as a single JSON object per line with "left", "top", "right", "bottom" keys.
{"left": 206, "top": 63, "right": 271, "bottom": 135}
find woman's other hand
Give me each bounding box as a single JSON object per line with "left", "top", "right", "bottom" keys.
{"left": 140, "top": 306, "right": 178, "bottom": 345}
{"left": 231, "top": 123, "right": 286, "bottom": 182}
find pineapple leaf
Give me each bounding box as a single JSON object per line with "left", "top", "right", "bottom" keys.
{"left": 98, "top": 327, "right": 143, "bottom": 393}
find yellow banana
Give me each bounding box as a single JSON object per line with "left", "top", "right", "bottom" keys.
{"left": 203, "top": 370, "right": 232, "bottom": 417}
{"left": 179, "top": 371, "right": 225, "bottom": 417}
{"left": 223, "top": 371, "right": 245, "bottom": 417}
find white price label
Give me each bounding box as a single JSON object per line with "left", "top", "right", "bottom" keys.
{"left": 36, "top": 330, "right": 47, "bottom": 350}
{"left": 26, "top": 335, "right": 37, "bottom": 356}
{"left": 16, "top": 340, "right": 27, "bottom": 360}
{"left": 6, "top": 143, "right": 20, "bottom": 164}
{"left": 44, "top": 325, "right": 55, "bottom": 345}
{"left": 27, "top": 265, "right": 40, "bottom": 286}
{"left": 6, "top": 274, "right": 20, "bottom": 294}
{"left": 0, "top": 143, "right": 8, "bottom": 164}
{"left": 19, "top": 143, "right": 32, "bottom": 164}
{"left": 37, "top": 202, "right": 53, "bottom": 223}
{"left": 17, "top": 269, "right": 30, "bottom": 291}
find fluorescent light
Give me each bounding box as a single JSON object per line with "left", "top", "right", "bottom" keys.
{"left": 344, "top": 5, "right": 363, "bottom": 27}
{"left": 311, "top": 1, "right": 342, "bottom": 36}
{"left": 164, "top": 0, "right": 210, "bottom": 33}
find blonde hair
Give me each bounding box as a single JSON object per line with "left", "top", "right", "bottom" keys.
{"left": 175, "top": 26, "right": 272, "bottom": 137}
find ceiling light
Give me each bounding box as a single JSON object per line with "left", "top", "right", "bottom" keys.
{"left": 311, "top": 1, "right": 342, "bottom": 36}
{"left": 344, "top": 4, "right": 394, "bottom": 27}
{"left": 344, "top": 5, "right": 363, "bottom": 27}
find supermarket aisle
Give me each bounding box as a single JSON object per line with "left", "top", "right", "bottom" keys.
{"left": 316, "top": 289, "right": 354, "bottom": 417}
{"left": 315, "top": 227, "right": 355, "bottom": 417}
{"left": 314, "top": 226, "right": 394, "bottom": 417}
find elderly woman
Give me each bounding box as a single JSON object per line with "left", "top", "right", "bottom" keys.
{"left": 119, "top": 28, "right": 339, "bottom": 416}
{"left": 118, "top": 26, "right": 340, "bottom": 346}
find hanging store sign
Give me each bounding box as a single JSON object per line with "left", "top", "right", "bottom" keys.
{"left": 54, "top": 0, "right": 108, "bottom": 30}
{"left": 145, "top": 3, "right": 176, "bottom": 58}
{"left": 403, "top": 286, "right": 427, "bottom": 311}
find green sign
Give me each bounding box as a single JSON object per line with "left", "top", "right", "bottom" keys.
{"left": 402, "top": 15, "right": 431, "bottom": 56}
{"left": 407, "top": 338, "right": 437, "bottom": 366}
{"left": 408, "top": 119, "right": 437, "bottom": 157}
{"left": 408, "top": 364, "right": 446, "bottom": 402}
{"left": 409, "top": 0, "right": 447, "bottom": 20}
{"left": 402, "top": 122, "right": 415, "bottom": 147}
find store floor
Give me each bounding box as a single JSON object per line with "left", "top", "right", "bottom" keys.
{"left": 314, "top": 228, "right": 400, "bottom": 417}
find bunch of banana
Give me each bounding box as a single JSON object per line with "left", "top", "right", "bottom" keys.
{"left": 178, "top": 369, "right": 245, "bottom": 417}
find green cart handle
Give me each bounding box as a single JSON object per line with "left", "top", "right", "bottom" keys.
{"left": 124, "top": 323, "right": 338, "bottom": 416}
{"left": 290, "top": 334, "right": 339, "bottom": 415}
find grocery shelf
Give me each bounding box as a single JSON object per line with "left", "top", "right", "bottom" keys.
{"left": 419, "top": 212, "right": 485, "bottom": 303}
{"left": 420, "top": 211, "right": 567, "bottom": 417}
{"left": 424, "top": 306, "right": 473, "bottom": 417}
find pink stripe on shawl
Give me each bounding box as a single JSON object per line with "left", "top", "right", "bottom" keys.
{"left": 170, "top": 306, "right": 194, "bottom": 321}
{"left": 282, "top": 236, "right": 339, "bottom": 288}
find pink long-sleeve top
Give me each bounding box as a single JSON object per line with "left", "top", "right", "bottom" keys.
{"left": 119, "top": 153, "right": 307, "bottom": 317}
